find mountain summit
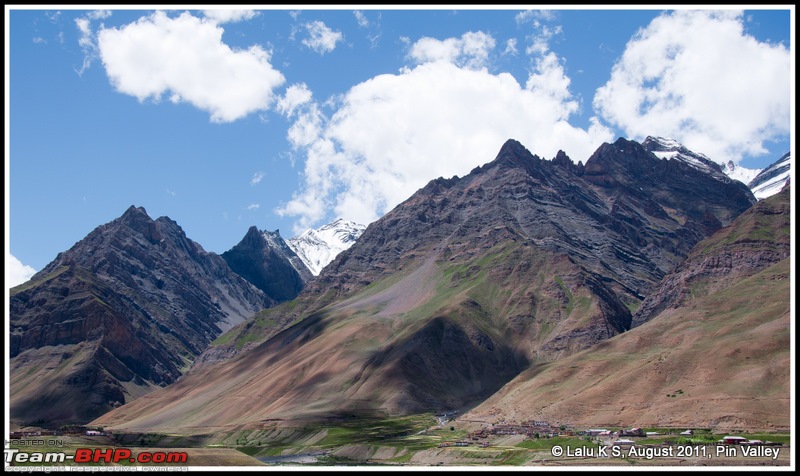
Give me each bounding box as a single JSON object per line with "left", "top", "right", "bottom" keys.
{"left": 222, "top": 226, "right": 313, "bottom": 302}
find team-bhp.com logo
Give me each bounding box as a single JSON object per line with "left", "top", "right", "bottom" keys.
{"left": 5, "top": 448, "right": 188, "bottom": 465}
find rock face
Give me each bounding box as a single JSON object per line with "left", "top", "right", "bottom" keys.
{"left": 222, "top": 226, "right": 313, "bottom": 302}
{"left": 93, "top": 137, "right": 758, "bottom": 433}
{"left": 749, "top": 152, "right": 791, "bottom": 200}
{"left": 632, "top": 185, "right": 790, "bottom": 327}
{"left": 9, "top": 206, "right": 273, "bottom": 426}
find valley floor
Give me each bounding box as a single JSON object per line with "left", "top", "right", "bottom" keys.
{"left": 6, "top": 417, "right": 791, "bottom": 469}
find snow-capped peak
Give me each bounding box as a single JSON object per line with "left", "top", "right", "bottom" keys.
{"left": 719, "top": 160, "right": 761, "bottom": 186}
{"left": 287, "top": 219, "right": 367, "bottom": 275}
{"left": 642, "top": 136, "right": 728, "bottom": 180}
{"left": 749, "top": 152, "right": 791, "bottom": 200}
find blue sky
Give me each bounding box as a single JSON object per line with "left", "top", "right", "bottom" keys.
{"left": 5, "top": 6, "right": 794, "bottom": 285}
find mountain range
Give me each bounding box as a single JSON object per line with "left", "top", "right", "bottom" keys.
{"left": 87, "top": 136, "right": 784, "bottom": 435}
{"left": 9, "top": 136, "right": 789, "bottom": 434}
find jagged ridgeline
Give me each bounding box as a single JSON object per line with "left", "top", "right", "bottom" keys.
{"left": 92, "top": 137, "right": 758, "bottom": 434}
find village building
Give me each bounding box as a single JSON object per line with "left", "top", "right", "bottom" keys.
{"left": 721, "top": 436, "right": 748, "bottom": 445}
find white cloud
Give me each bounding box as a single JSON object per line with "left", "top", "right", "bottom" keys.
{"left": 202, "top": 9, "right": 257, "bottom": 24}
{"left": 302, "top": 20, "right": 343, "bottom": 55}
{"left": 408, "top": 31, "right": 495, "bottom": 70}
{"left": 88, "top": 10, "right": 111, "bottom": 20}
{"left": 7, "top": 255, "right": 36, "bottom": 288}
{"left": 525, "top": 24, "right": 562, "bottom": 56}
{"left": 286, "top": 102, "right": 325, "bottom": 150}
{"left": 593, "top": 10, "right": 791, "bottom": 163}
{"left": 74, "top": 10, "right": 110, "bottom": 75}
{"left": 97, "top": 11, "right": 285, "bottom": 123}
{"left": 246, "top": 203, "right": 261, "bottom": 210}
{"left": 503, "top": 38, "right": 518, "bottom": 55}
{"left": 276, "top": 83, "right": 325, "bottom": 151}
{"left": 277, "top": 60, "right": 612, "bottom": 233}
{"left": 250, "top": 171, "right": 265, "bottom": 185}
{"left": 33, "top": 37, "right": 46, "bottom": 44}
{"left": 526, "top": 52, "right": 574, "bottom": 107}
{"left": 516, "top": 9, "right": 555, "bottom": 27}
{"left": 354, "top": 10, "right": 369, "bottom": 28}
{"left": 277, "top": 83, "right": 313, "bottom": 117}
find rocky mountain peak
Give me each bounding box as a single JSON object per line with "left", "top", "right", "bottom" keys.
{"left": 492, "top": 138, "right": 542, "bottom": 171}
{"left": 117, "top": 205, "right": 162, "bottom": 243}
{"left": 222, "top": 227, "right": 312, "bottom": 302}
{"left": 239, "top": 225, "right": 267, "bottom": 248}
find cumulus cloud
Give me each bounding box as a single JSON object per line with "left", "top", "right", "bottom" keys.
{"left": 593, "top": 10, "right": 791, "bottom": 163}
{"left": 246, "top": 203, "right": 261, "bottom": 210}
{"left": 526, "top": 52, "right": 574, "bottom": 106}
{"left": 97, "top": 11, "right": 285, "bottom": 123}
{"left": 250, "top": 171, "right": 265, "bottom": 185}
{"left": 277, "top": 58, "right": 612, "bottom": 232}
{"left": 202, "top": 9, "right": 257, "bottom": 24}
{"left": 302, "top": 20, "right": 343, "bottom": 54}
{"left": 408, "top": 31, "right": 496, "bottom": 70}
{"left": 7, "top": 255, "right": 36, "bottom": 288}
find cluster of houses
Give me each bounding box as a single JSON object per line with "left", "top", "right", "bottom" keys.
{"left": 477, "top": 421, "right": 572, "bottom": 439}
{"left": 439, "top": 421, "right": 574, "bottom": 447}
{"left": 441, "top": 421, "right": 785, "bottom": 450}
